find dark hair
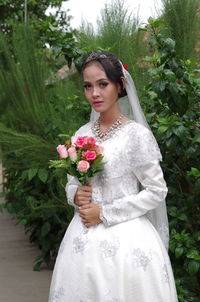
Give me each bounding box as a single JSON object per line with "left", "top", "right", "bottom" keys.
{"left": 82, "top": 52, "right": 127, "bottom": 98}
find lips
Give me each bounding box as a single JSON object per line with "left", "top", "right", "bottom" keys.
{"left": 93, "top": 101, "right": 104, "bottom": 107}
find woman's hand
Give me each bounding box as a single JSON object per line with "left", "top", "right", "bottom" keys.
{"left": 79, "top": 203, "right": 102, "bottom": 227}
{"left": 74, "top": 184, "right": 92, "bottom": 207}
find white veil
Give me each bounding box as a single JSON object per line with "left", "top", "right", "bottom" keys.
{"left": 90, "top": 64, "right": 169, "bottom": 250}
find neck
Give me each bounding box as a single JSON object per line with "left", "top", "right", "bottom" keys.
{"left": 99, "top": 107, "right": 123, "bottom": 126}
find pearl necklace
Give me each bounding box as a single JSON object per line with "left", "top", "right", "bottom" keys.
{"left": 92, "top": 114, "right": 124, "bottom": 141}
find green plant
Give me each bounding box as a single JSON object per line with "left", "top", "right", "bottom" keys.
{"left": 0, "top": 0, "right": 65, "bottom": 35}
{"left": 161, "top": 0, "right": 200, "bottom": 60}
{"left": 0, "top": 24, "right": 90, "bottom": 270}
{"left": 142, "top": 19, "right": 200, "bottom": 301}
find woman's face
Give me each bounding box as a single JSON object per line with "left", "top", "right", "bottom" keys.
{"left": 83, "top": 62, "right": 120, "bottom": 113}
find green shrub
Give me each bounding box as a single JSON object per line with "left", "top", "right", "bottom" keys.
{"left": 161, "top": 0, "right": 200, "bottom": 60}
{"left": 142, "top": 19, "right": 200, "bottom": 301}
{"left": 0, "top": 25, "right": 90, "bottom": 270}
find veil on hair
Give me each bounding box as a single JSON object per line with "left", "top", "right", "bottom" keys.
{"left": 89, "top": 64, "right": 169, "bottom": 250}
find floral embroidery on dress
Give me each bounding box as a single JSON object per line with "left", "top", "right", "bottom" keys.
{"left": 127, "top": 126, "right": 162, "bottom": 169}
{"left": 73, "top": 236, "right": 88, "bottom": 254}
{"left": 100, "top": 239, "right": 120, "bottom": 258}
{"left": 131, "top": 248, "right": 152, "bottom": 271}
{"left": 48, "top": 287, "right": 65, "bottom": 302}
{"left": 162, "top": 264, "right": 170, "bottom": 283}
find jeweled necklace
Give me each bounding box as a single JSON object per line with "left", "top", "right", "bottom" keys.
{"left": 92, "top": 114, "right": 124, "bottom": 140}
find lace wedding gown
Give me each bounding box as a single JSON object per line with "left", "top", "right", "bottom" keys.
{"left": 48, "top": 120, "right": 178, "bottom": 302}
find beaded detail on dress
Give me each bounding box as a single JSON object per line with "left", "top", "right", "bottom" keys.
{"left": 91, "top": 119, "right": 134, "bottom": 142}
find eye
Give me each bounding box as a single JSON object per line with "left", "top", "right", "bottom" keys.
{"left": 83, "top": 83, "right": 92, "bottom": 90}
{"left": 99, "top": 82, "right": 108, "bottom": 88}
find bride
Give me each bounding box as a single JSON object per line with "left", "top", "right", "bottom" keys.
{"left": 48, "top": 52, "right": 178, "bottom": 302}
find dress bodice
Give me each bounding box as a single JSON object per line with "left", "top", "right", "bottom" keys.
{"left": 66, "top": 120, "right": 169, "bottom": 249}
{"left": 75, "top": 120, "right": 162, "bottom": 203}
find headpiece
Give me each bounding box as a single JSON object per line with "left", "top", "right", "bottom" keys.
{"left": 84, "top": 52, "right": 108, "bottom": 64}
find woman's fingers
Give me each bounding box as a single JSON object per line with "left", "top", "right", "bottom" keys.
{"left": 79, "top": 209, "right": 89, "bottom": 218}
{"left": 77, "top": 196, "right": 91, "bottom": 202}
{"left": 74, "top": 184, "right": 93, "bottom": 206}
{"left": 81, "top": 185, "right": 92, "bottom": 192}
{"left": 77, "top": 191, "right": 92, "bottom": 198}
{"left": 76, "top": 195, "right": 91, "bottom": 206}
{"left": 78, "top": 201, "right": 90, "bottom": 206}
{"left": 79, "top": 204, "right": 92, "bottom": 210}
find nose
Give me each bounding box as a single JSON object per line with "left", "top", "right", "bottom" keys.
{"left": 92, "top": 86, "right": 100, "bottom": 98}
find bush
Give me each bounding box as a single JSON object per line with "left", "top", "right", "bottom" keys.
{"left": 142, "top": 19, "right": 200, "bottom": 301}
{"left": 0, "top": 25, "right": 90, "bottom": 270}
{"left": 161, "top": 0, "right": 200, "bottom": 60}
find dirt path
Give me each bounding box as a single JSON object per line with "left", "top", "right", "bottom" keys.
{"left": 0, "top": 163, "right": 52, "bottom": 302}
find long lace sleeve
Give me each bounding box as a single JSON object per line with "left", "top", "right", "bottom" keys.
{"left": 100, "top": 126, "right": 168, "bottom": 226}
{"left": 65, "top": 175, "right": 80, "bottom": 208}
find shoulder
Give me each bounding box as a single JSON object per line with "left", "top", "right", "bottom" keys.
{"left": 75, "top": 122, "right": 92, "bottom": 136}
{"left": 127, "top": 120, "right": 153, "bottom": 139}
{"left": 127, "top": 121, "right": 162, "bottom": 161}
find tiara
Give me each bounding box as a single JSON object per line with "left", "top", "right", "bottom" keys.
{"left": 84, "top": 52, "right": 108, "bottom": 64}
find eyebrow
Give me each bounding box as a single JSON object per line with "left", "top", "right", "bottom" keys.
{"left": 83, "top": 78, "right": 109, "bottom": 83}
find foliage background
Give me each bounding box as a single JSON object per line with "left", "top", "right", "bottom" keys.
{"left": 0, "top": 0, "right": 200, "bottom": 300}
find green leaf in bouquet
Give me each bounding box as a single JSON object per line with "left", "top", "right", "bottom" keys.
{"left": 67, "top": 165, "right": 78, "bottom": 176}
{"left": 49, "top": 160, "right": 63, "bottom": 168}
{"left": 78, "top": 175, "right": 89, "bottom": 185}
{"left": 92, "top": 169, "right": 104, "bottom": 176}
{"left": 96, "top": 161, "right": 107, "bottom": 167}
{"left": 49, "top": 159, "right": 70, "bottom": 169}
{"left": 91, "top": 155, "right": 105, "bottom": 169}
{"left": 86, "top": 169, "right": 93, "bottom": 177}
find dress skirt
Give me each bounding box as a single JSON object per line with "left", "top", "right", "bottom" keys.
{"left": 48, "top": 212, "right": 178, "bottom": 302}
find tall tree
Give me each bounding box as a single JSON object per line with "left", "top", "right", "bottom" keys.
{"left": 0, "top": 0, "right": 67, "bottom": 34}
{"left": 161, "top": 0, "right": 200, "bottom": 59}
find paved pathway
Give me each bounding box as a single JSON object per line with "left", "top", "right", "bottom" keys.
{"left": 0, "top": 163, "right": 52, "bottom": 302}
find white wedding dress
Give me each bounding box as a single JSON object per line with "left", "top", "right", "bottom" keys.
{"left": 48, "top": 120, "right": 178, "bottom": 302}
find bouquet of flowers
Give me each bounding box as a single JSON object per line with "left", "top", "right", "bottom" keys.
{"left": 49, "top": 136, "right": 105, "bottom": 185}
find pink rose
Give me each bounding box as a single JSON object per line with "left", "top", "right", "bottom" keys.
{"left": 68, "top": 147, "right": 77, "bottom": 161}
{"left": 87, "top": 137, "right": 96, "bottom": 145}
{"left": 77, "top": 160, "right": 90, "bottom": 172}
{"left": 74, "top": 136, "right": 88, "bottom": 148}
{"left": 85, "top": 150, "right": 97, "bottom": 161}
{"left": 56, "top": 145, "right": 68, "bottom": 158}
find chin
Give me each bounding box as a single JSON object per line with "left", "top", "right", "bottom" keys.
{"left": 93, "top": 107, "right": 105, "bottom": 113}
